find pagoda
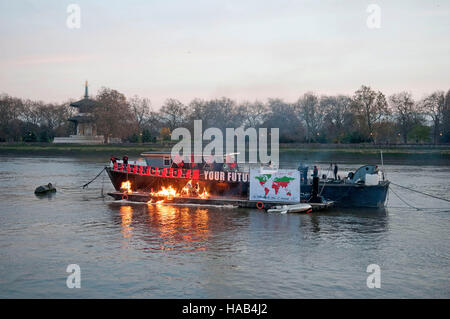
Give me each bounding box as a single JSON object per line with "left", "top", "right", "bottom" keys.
{"left": 53, "top": 81, "right": 104, "bottom": 144}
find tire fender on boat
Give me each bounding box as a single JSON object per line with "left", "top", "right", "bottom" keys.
{"left": 122, "top": 193, "right": 129, "bottom": 200}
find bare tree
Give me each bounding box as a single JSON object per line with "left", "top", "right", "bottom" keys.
{"left": 296, "top": 92, "right": 325, "bottom": 142}
{"left": 240, "top": 100, "right": 267, "bottom": 128}
{"left": 0, "top": 94, "right": 24, "bottom": 141}
{"left": 442, "top": 89, "right": 450, "bottom": 142}
{"left": 128, "top": 95, "right": 152, "bottom": 131}
{"left": 186, "top": 98, "right": 208, "bottom": 126}
{"left": 421, "top": 91, "right": 445, "bottom": 144}
{"left": 159, "top": 98, "right": 188, "bottom": 132}
{"left": 320, "top": 95, "right": 352, "bottom": 142}
{"left": 200, "top": 97, "right": 245, "bottom": 130}
{"left": 352, "top": 85, "right": 390, "bottom": 138}
{"left": 264, "top": 98, "right": 304, "bottom": 143}
{"left": 94, "top": 87, "right": 137, "bottom": 141}
{"left": 389, "top": 92, "right": 415, "bottom": 143}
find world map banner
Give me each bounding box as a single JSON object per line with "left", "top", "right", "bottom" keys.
{"left": 249, "top": 168, "right": 300, "bottom": 203}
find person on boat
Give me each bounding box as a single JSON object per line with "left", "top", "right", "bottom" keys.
{"left": 313, "top": 165, "right": 319, "bottom": 178}
{"left": 110, "top": 155, "right": 117, "bottom": 165}
{"left": 334, "top": 163, "right": 338, "bottom": 180}
{"left": 123, "top": 155, "right": 128, "bottom": 166}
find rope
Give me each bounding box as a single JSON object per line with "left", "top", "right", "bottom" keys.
{"left": 82, "top": 167, "right": 106, "bottom": 189}
{"left": 386, "top": 205, "right": 450, "bottom": 210}
{"left": 389, "top": 187, "right": 421, "bottom": 211}
{"left": 319, "top": 165, "right": 332, "bottom": 196}
{"left": 390, "top": 182, "right": 450, "bottom": 203}
{"left": 101, "top": 170, "right": 105, "bottom": 197}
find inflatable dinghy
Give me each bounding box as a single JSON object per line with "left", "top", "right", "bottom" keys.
{"left": 267, "top": 203, "right": 312, "bottom": 214}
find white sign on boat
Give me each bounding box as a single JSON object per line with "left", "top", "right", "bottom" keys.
{"left": 249, "top": 168, "right": 300, "bottom": 203}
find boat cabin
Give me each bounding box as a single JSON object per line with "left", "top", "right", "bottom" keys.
{"left": 141, "top": 152, "right": 173, "bottom": 168}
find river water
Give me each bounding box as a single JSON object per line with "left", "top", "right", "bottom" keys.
{"left": 0, "top": 155, "right": 449, "bottom": 298}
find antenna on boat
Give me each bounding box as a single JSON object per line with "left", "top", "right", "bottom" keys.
{"left": 380, "top": 150, "right": 385, "bottom": 181}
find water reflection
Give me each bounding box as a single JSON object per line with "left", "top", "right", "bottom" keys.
{"left": 34, "top": 192, "right": 56, "bottom": 201}
{"left": 109, "top": 199, "right": 392, "bottom": 259}
{"left": 110, "top": 203, "right": 215, "bottom": 252}
{"left": 119, "top": 205, "right": 133, "bottom": 238}
{"left": 298, "top": 208, "right": 390, "bottom": 243}
{"left": 146, "top": 204, "right": 211, "bottom": 251}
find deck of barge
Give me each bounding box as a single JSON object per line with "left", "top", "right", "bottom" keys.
{"left": 108, "top": 191, "right": 333, "bottom": 212}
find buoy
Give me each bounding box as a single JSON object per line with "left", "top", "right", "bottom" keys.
{"left": 34, "top": 183, "right": 56, "bottom": 194}
{"left": 256, "top": 202, "right": 264, "bottom": 209}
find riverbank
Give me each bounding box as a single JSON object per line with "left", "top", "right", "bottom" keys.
{"left": 1, "top": 143, "right": 449, "bottom": 165}
{"left": 279, "top": 143, "right": 450, "bottom": 165}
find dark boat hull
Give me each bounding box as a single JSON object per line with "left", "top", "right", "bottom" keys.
{"left": 301, "top": 182, "right": 389, "bottom": 208}
{"left": 106, "top": 166, "right": 389, "bottom": 208}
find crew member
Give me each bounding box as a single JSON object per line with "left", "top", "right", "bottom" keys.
{"left": 110, "top": 155, "right": 117, "bottom": 165}
{"left": 123, "top": 155, "right": 128, "bottom": 166}
{"left": 334, "top": 163, "right": 339, "bottom": 180}
{"left": 313, "top": 165, "right": 319, "bottom": 178}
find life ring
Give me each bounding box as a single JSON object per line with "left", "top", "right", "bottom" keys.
{"left": 122, "top": 193, "right": 129, "bottom": 200}
{"left": 256, "top": 201, "right": 264, "bottom": 210}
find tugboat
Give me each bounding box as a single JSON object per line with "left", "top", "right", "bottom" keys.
{"left": 297, "top": 164, "right": 389, "bottom": 208}
{"left": 106, "top": 152, "right": 389, "bottom": 208}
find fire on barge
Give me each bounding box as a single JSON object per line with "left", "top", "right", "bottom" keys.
{"left": 106, "top": 152, "right": 389, "bottom": 210}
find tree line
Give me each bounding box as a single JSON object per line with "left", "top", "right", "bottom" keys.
{"left": 1, "top": 85, "right": 449, "bottom": 144}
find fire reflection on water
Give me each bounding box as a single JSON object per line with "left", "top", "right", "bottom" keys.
{"left": 117, "top": 203, "right": 211, "bottom": 251}
{"left": 119, "top": 205, "right": 133, "bottom": 238}
{"left": 146, "top": 205, "right": 210, "bottom": 251}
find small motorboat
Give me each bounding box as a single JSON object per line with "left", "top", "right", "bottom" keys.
{"left": 266, "top": 203, "right": 312, "bottom": 214}
{"left": 34, "top": 183, "right": 56, "bottom": 195}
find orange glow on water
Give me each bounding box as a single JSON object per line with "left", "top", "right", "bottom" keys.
{"left": 119, "top": 205, "right": 133, "bottom": 238}
{"left": 146, "top": 205, "right": 210, "bottom": 251}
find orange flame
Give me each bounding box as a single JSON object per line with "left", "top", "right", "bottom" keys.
{"left": 180, "top": 180, "right": 209, "bottom": 199}
{"left": 121, "top": 180, "right": 132, "bottom": 193}
{"left": 149, "top": 181, "right": 209, "bottom": 201}
{"left": 151, "top": 185, "right": 178, "bottom": 199}
{"left": 198, "top": 189, "right": 209, "bottom": 199}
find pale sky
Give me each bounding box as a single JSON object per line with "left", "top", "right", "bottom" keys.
{"left": 0, "top": 0, "right": 449, "bottom": 108}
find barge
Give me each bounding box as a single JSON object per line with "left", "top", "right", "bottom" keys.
{"left": 106, "top": 152, "right": 389, "bottom": 208}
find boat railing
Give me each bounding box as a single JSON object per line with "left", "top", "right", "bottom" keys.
{"left": 111, "top": 162, "right": 201, "bottom": 179}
